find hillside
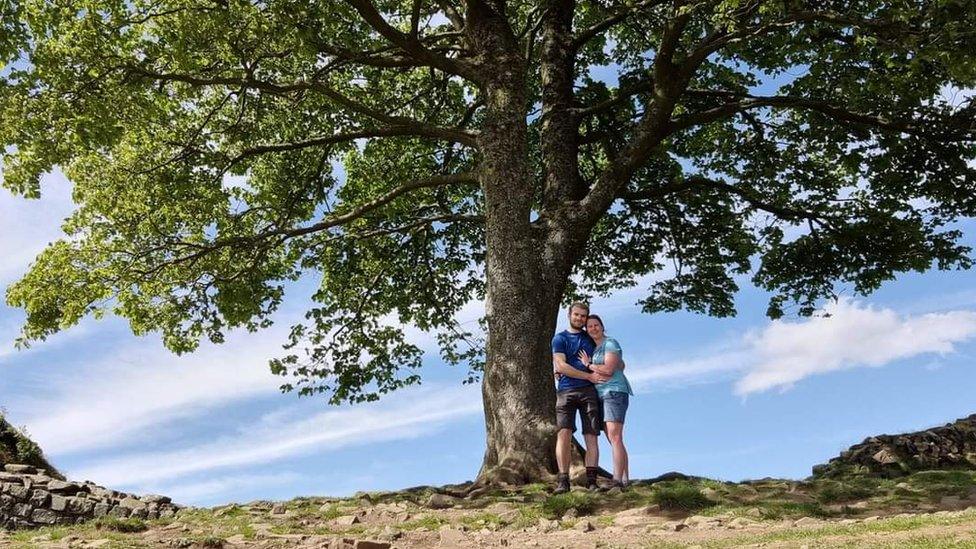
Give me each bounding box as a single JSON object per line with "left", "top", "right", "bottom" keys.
{"left": 4, "top": 471, "right": 976, "bottom": 548}
{"left": 0, "top": 415, "right": 61, "bottom": 480}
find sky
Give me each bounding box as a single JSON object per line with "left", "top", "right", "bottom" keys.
{"left": 2, "top": 168, "right": 976, "bottom": 508}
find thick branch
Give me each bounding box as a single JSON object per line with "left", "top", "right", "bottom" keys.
{"left": 345, "top": 0, "right": 480, "bottom": 81}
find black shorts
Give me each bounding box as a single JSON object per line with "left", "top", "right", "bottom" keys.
{"left": 556, "top": 385, "right": 602, "bottom": 436}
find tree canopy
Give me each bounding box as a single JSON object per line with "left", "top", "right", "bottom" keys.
{"left": 2, "top": 0, "right": 975, "bottom": 409}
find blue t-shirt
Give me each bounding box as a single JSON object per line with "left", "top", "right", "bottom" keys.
{"left": 552, "top": 330, "right": 596, "bottom": 392}
{"left": 592, "top": 337, "right": 634, "bottom": 398}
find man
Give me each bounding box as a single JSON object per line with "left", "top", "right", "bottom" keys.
{"left": 552, "top": 302, "right": 608, "bottom": 493}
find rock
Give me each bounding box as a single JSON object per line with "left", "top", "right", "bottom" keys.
{"left": 334, "top": 514, "right": 361, "bottom": 526}
{"left": 108, "top": 505, "right": 131, "bottom": 518}
{"left": 30, "top": 508, "right": 58, "bottom": 524}
{"left": 353, "top": 541, "right": 391, "bottom": 549}
{"left": 561, "top": 507, "right": 578, "bottom": 519}
{"left": 662, "top": 521, "right": 688, "bottom": 531}
{"left": 93, "top": 503, "right": 111, "bottom": 517}
{"left": 378, "top": 525, "right": 401, "bottom": 541}
{"left": 3, "top": 464, "right": 36, "bottom": 474}
{"left": 2, "top": 483, "right": 29, "bottom": 499}
{"left": 536, "top": 517, "right": 558, "bottom": 533}
{"left": 271, "top": 503, "right": 287, "bottom": 514}
{"left": 28, "top": 489, "right": 50, "bottom": 507}
{"left": 119, "top": 497, "right": 147, "bottom": 511}
{"left": 46, "top": 480, "right": 83, "bottom": 495}
{"left": 793, "top": 517, "right": 819, "bottom": 527}
{"left": 728, "top": 517, "right": 756, "bottom": 529}
{"left": 615, "top": 505, "right": 656, "bottom": 518}
{"left": 941, "top": 495, "right": 963, "bottom": 506}
{"left": 427, "top": 493, "right": 457, "bottom": 509}
{"left": 439, "top": 524, "right": 467, "bottom": 544}
{"left": 141, "top": 494, "right": 171, "bottom": 504}
{"left": 615, "top": 515, "right": 654, "bottom": 528}
{"left": 573, "top": 519, "right": 595, "bottom": 532}
{"left": 50, "top": 494, "right": 67, "bottom": 511}
{"left": 66, "top": 496, "right": 95, "bottom": 515}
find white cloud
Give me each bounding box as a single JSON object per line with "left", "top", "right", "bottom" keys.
{"left": 734, "top": 298, "right": 976, "bottom": 395}
{"left": 68, "top": 384, "right": 482, "bottom": 488}
{"left": 11, "top": 326, "right": 287, "bottom": 455}
{"left": 618, "top": 299, "right": 976, "bottom": 396}
{"left": 0, "top": 171, "right": 74, "bottom": 285}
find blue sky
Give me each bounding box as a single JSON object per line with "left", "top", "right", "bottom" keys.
{"left": 3, "top": 168, "right": 976, "bottom": 507}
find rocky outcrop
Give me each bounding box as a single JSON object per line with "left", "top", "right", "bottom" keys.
{"left": 812, "top": 414, "right": 976, "bottom": 478}
{"left": 0, "top": 416, "right": 62, "bottom": 479}
{"left": 0, "top": 463, "right": 180, "bottom": 529}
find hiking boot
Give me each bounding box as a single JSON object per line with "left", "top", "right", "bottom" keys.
{"left": 586, "top": 478, "right": 600, "bottom": 491}
{"left": 554, "top": 475, "right": 571, "bottom": 494}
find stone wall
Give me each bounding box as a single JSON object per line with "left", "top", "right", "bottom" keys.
{"left": 0, "top": 463, "right": 180, "bottom": 529}
{"left": 812, "top": 413, "right": 976, "bottom": 478}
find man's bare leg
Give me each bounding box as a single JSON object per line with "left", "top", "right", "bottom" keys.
{"left": 583, "top": 432, "right": 600, "bottom": 489}
{"left": 554, "top": 428, "right": 574, "bottom": 493}
{"left": 556, "top": 428, "right": 574, "bottom": 473}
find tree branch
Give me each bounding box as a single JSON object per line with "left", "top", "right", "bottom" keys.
{"left": 228, "top": 127, "right": 476, "bottom": 169}
{"left": 126, "top": 66, "right": 477, "bottom": 142}
{"left": 572, "top": 0, "right": 669, "bottom": 50}
{"left": 620, "top": 175, "right": 843, "bottom": 226}
{"left": 345, "top": 0, "right": 480, "bottom": 81}
{"left": 671, "top": 91, "right": 976, "bottom": 141}
{"left": 135, "top": 173, "right": 481, "bottom": 274}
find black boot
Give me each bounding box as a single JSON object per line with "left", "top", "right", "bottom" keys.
{"left": 586, "top": 467, "right": 599, "bottom": 491}
{"left": 554, "top": 473, "right": 570, "bottom": 494}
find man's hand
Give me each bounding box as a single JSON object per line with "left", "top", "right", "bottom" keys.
{"left": 588, "top": 372, "right": 610, "bottom": 384}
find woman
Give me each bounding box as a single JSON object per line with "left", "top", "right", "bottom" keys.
{"left": 578, "top": 314, "right": 633, "bottom": 489}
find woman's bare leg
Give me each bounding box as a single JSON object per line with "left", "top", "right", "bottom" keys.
{"left": 605, "top": 421, "right": 628, "bottom": 483}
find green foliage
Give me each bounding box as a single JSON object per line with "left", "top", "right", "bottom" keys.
{"left": 1, "top": 0, "right": 974, "bottom": 407}
{"left": 94, "top": 516, "right": 149, "bottom": 533}
{"left": 651, "top": 481, "right": 716, "bottom": 512}
{"left": 541, "top": 492, "right": 597, "bottom": 518}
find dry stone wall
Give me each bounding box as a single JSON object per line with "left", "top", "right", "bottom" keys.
{"left": 812, "top": 413, "right": 976, "bottom": 478}
{"left": 0, "top": 463, "right": 180, "bottom": 529}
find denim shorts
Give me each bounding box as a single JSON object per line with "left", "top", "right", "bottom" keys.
{"left": 602, "top": 391, "right": 629, "bottom": 424}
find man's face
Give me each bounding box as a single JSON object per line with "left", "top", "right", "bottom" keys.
{"left": 568, "top": 306, "right": 588, "bottom": 330}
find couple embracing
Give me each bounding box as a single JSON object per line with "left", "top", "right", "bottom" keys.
{"left": 551, "top": 302, "right": 633, "bottom": 493}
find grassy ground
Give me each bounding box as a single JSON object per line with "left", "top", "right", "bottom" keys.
{"left": 4, "top": 471, "right": 976, "bottom": 548}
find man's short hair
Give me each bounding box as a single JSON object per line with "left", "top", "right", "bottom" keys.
{"left": 568, "top": 302, "right": 590, "bottom": 315}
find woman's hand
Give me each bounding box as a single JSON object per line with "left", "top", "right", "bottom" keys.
{"left": 577, "top": 349, "right": 591, "bottom": 367}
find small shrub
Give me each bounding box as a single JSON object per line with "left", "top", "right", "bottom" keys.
{"left": 815, "top": 480, "right": 875, "bottom": 503}
{"left": 541, "top": 492, "right": 596, "bottom": 518}
{"left": 199, "top": 536, "right": 225, "bottom": 548}
{"left": 652, "top": 481, "right": 714, "bottom": 512}
{"left": 94, "top": 515, "right": 149, "bottom": 533}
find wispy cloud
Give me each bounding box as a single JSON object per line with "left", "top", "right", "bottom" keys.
{"left": 734, "top": 298, "right": 976, "bottom": 395}
{"left": 69, "top": 384, "right": 482, "bottom": 488}
{"left": 0, "top": 172, "right": 74, "bottom": 285}
{"left": 622, "top": 299, "right": 976, "bottom": 396}
{"left": 11, "top": 326, "right": 287, "bottom": 455}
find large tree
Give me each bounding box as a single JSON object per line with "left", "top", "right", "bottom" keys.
{"left": 1, "top": 0, "right": 975, "bottom": 484}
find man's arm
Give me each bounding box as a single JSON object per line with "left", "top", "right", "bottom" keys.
{"left": 554, "top": 352, "right": 605, "bottom": 381}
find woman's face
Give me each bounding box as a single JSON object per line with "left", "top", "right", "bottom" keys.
{"left": 586, "top": 319, "right": 604, "bottom": 339}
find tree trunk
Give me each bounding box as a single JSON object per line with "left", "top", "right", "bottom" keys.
{"left": 472, "top": 37, "right": 562, "bottom": 484}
